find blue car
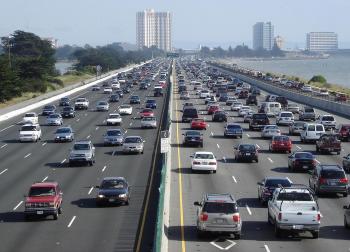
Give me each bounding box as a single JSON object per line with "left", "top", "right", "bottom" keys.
{"left": 145, "top": 99, "right": 157, "bottom": 109}
{"left": 224, "top": 123, "right": 243, "bottom": 138}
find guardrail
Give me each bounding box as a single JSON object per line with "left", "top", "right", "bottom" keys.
{"left": 211, "top": 62, "right": 350, "bottom": 119}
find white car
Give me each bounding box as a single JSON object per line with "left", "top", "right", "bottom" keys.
{"left": 231, "top": 102, "right": 243, "bottom": 111}
{"left": 103, "top": 87, "right": 113, "bottom": 94}
{"left": 195, "top": 88, "right": 203, "bottom": 95}
{"left": 118, "top": 105, "right": 133, "bottom": 115}
{"left": 301, "top": 85, "right": 313, "bottom": 92}
{"left": 205, "top": 95, "right": 216, "bottom": 104}
{"left": 141, "top": 116, "right": 157, "bottom": 128}
{"left": 286, "top": 104, "right": 300, "bottom": 114}
{"left": 111, "top": 82, "right": 120, "bottom": 90}
{"left": 276, "top": 111, "right": 295, "bottom": 125}
{"left": 96, "top": 101, "right": 109, "bottom": 111}
{"left": 46, "top": 113, "right": 63, "bottom": 126}
{"left": 300, "top": 123, "right": 325, "bottom": 142}
{"left": 317, "top": 115, "right": 336, "bottom": 130}
{"left": 200, "top": 90, "right": 210, "bottom": 98}
{"left": 19, "top": 124, "right": 42, "bottom": 142}
{"left": 261, "top": 125, "right": 281, "bottom": 138}
{"left": 190, "top": 151, "right": 217, "bottom": 173}
{"left": 22, "top": 112, "right": 38, "bottom": 124}
{"left": 318, "top": 89, "right": 329, "bottom": 97}
{"left": 238, "top": 106, "right": 251, "bottom": 117}
{"left": 106, "top": 113, "right": 122, "bottom": 125}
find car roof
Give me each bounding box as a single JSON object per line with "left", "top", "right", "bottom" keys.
{"left": 109, "top": 113, "right": 120, "bottom": 116}
{"left": 265, "top": 176, "right": 291, "bottom": 181}
{"left": 125, "top": 135, "right": 142, "bottom": 139}
{"left": 31, "top": 182, "right": 58, "bottom": 187}
{"left": 74, "top": 140, "right": 91, "bottom": 144}
{"left": 318, "top": 164, "right": 343, "bottom": 170}
{"left": 102, "top": 177, "right": 126, "bottom": 181}
{"left": 205, "top": 193, "right": 236, "bottom": 203}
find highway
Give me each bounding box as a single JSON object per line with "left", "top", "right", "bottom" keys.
{"left": 0, "top": 61, "right": 169, "bottom": 252}
{"left": 168, "top": 60, "right": 350, "bottom": 252}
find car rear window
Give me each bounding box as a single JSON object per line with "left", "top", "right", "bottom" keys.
{"left": 253, "top": 114, "right": 268, "bottom": 119}
{"left": 322, "top": 116, "right": 334, "bottom": 121}
{"left": 316, "top": 125, "right": 324, "bottom": 131}
{"left": 227, "top": 125, "right": 241, "bottom": 129}
{"left": 29, "top": 187, "right": 55, "bottom": 197}
{"left": 21, "top": 126, "right": 37, "bottom": 131}
{"left": 305, "top": 108, "right": 314, "bottom": 113}
{"left": 183, "top": 108, "right": 198, "bottom": 116}
{"left": 265, "top": 179, "right": 291, "bottom": 187}
{"left": 239, "top": 145, "right": 256, "bottom": 151}
{"left": 273, "top": 136, "right": 289, "bottom": 141}
{"left": 203, "top": 202, "right": 238, "bottom": 213}
{"left": 321, "top": 169, "right": 345, "bottom": 179}
{"left": 295, "top": 152, "right": 313, "bottom": 159}
{"left": 277, "top": 192, "right": 312, "bottom": 201}
{"left": 308, "top": 125, "right": 315, "bottom": 131}
{"left": 195, "top": 153, "right": 214, "bottom": 159}
{"left": 281, "top": 113, "right": 292, "bottom": 117}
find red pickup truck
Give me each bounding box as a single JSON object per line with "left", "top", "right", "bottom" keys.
{"left": 315, "top": 134, "right": 341, "bottom": 155}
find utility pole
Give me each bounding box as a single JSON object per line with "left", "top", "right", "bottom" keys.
{"left": 8, "top": 36, "right": 12, "bottom": 69}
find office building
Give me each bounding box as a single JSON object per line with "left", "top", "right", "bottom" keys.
{"left": 306, "top": 32, "right": 338, "bottom": 52}
{"left": 253, "top": 22, "right": 274, "bottom": 51}
{"left": 136, "top": 9, "right": 172, "bottom": 51}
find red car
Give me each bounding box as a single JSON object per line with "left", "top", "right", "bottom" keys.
{"left": 208, "top": 105, "right": 220, "bottom": 115}
{"left": 269, "top": 135, "right": 292, "bottom": 153}
{"left": 191, "top": 118, "right": 207, "bottom": 130}
{"left": 140, "top": 108, "right": 154, "bottom": 118}
{"left": 24, "top": 181, "right": 63, "bottom": 220}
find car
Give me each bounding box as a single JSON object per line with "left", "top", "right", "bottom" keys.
{"left": 119, "top": 105, "right": 133, "bottom": 115}
{"left": 335, "top": 93, "right": 348, "bottom": 102}
{"left": 288, "top": 122, "right": 304, "bottom": 135}
{"left": 92, "top": 85, "right": 101, "bottom": 91}
{"left": 59, "top": 97, "right": 70, "bottom": 106}
{"left": 69, "top": 140, "right": 95, "bottom": 166}
{"left": 182, "top": 107, "right": 198, "bottom": 122}
{"left": 115, "top": 90, "right": 124, "bottom": 98}
{"left": 194, "top": 193, "right": 241, "bottom": 239}
{"left": 269, "top": 135, "right": 292, "bottom": 153}
{"left": 190, "top": 151, "right": 217, "bottom": 173}
{"left": 42, "top": 104, "right": 56, "bottom": 116}
{"left": 96, "top": 101, "right": 109, "bottom": 111}
{"left": 234, "top": 144, "right": 259, "bottom": 162}
{"left": 141, "top": 116, "right": 157, "bottom": 128}
{"left": 145, "top": 99, "right": 157, "bottom": 109}
{"left": 252, "top": 88, "right": 261, "bottom": 95}
{"left": 74, "top": 98, "right": 89, "bottom": 110}
{"left": 96, "top": 177, "right": 130, "bottom": 206}
{"left": 224, "top": 123, "right": 243, "bottom": 138}
{"left": 54, "top": 126, "right": 74, "bottom": 142}
{"left": 46, "top": 113, "right": 63, "bottom": 126}
{"left": 122, "top": 136, "right": 145, "bottom": 154}
{"left": 226, "top": 96, "right": 237, "bottom": 106}
{"left": 315, "top": 133, "right": 341, "bottom": 154}
{"left": 344, "top": 203, "right": 350, "bottom": 228}
{"left": 103, "top": 87, "right": 113, "bottom": 94}
{"left": 238, "top": 106, "right": 252, "bottom": 117}
{"left": 212, "top": 110, "right": 228, "bottom": 122}
{"left": 261, "top": 125, "right": 281, "bottom": 138}
{"left": 130, "top": 95, "right": 141, "bottom": 104}
{"left": 140, "top": 108, "right": 154, "bottom": 118}
{"left": 207, "top": 104, "right": 219, "bottom": 115}
{"left": 154, "top": 87, "right": 163, "bottom": 97}
{"left": 276, "top": 111, "right": 294, "bottom": 126}
{"left": 103, "top": 128, "right": 124, "bottom": 146}
{"left": 286, "top": 103, "right": 300, "bottom": 114}
{"left": 109, "top": 94, "right": 120, "bottom": 103}
{"left": 238, "top": 90, "right": 249, "bottom": 99}
{"left": 61, "top": 106, "right": 75, "bottom": 118}
{"left": 257, "top": 177, "right": 292, "bottom": 205}
{"left": 200, "top": 90, "right": 210, "bottom": 98}
{"left": 111, "top": 82, "right": 120, "bottom": 90}
{"left": 218, "top": 93, "right": 229, "bottom": 102}
{"left": 24, "top": 181, "right": 63, "bottom": 220}
{"left": 246, "top": 95, "right": 258, "bottom": 105}
{"left": 343, "top": 154, "right": 350, "bottom": 173}
{"left": 309, "top": 164, "right": 348, "bottom": 197}
{"left": 335, "top": 124, "right": 350, "bottom": 141}
{"left": 275, "top": 96, "right": 288, "bottom": 108}
{"left": 288, "top": 151, "right": 316, "bottom": 172}
{"left": 299, "top": 106, "right": 316, "bottom": 121}
{"left": 300, "top": 123, "right": 325, "bottom": 143}
{"left": 317, "top": 114, "right": 336, "bottom": 130}
{"left": 243, "top": 111, "right": 254, "bottom": 123}
{"left": 231, "top": 102, "right": 243, "bottom": 111}
{"left": 19, "top": 123, "right": 42, "bottom": 142}
{"left": 140, "top": 82, "right": 148, "bottom": 90}
{"left": 249, "top": 113, "right": 270, "bottom": 130}
{"left": 180, "top": 91, "right": 190, "bottom": 100}
{"left": 205, "top": 95, "right": 216, "bottom": 104}
{"left": 301, "top": 85, "right": 313, "bottom": 92}
{"left": 106, "top": 113, "right": 122, "bottom": 125}
{"left": 182, "top": 130, "right": 203, "bottom": 147}
{"left": 22, "top": 112, "right": 38, "bottom": 124}
{"left": 191, "top": 118, "right": 207, "bottom": 130}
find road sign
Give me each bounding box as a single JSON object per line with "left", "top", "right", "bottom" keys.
{"left": 161, "top": 130, "right": 170, "bottom": 153}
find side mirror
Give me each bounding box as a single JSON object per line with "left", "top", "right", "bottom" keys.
{"left": 257, "top": 182, "right": 263, "bottom": 186}
{"left": 190, "top": 155, "right": 194, "bottom": 158}
{"left": 194, "top": 201, "right": 201, "bottom": 206}
{"left": 95, "top": 185, "right": 100, "bottom": 188}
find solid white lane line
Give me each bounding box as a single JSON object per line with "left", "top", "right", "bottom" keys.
{"left": 42, "top": 176, "right": 48, "bottom": 182}
{"left": 296, "top": 145, "right": 302, "bottom": 150}
{"left": 246, "top": 205, "right": 252, "bottom": 215}
{"left": 0, "top": 168, "right": 8, "bottom": 175}
{"left": 267, "top": 157, "right": 274, "bottom": 163}
{"left": 0, "top": 125, "right": 14, "bottom": 132}
{"left": 232, "top": 176, "right": 237, "bottom": 183}
{"left": 24, "top": 153, "right": 31, "bottom": 159}
{"left": 61, "top": 159, "right": 66, "bottom": 164}
{"left": 67, "top": 216, "right": 76, "bottom": 228}
{"left": 246, "top": 133, "right": 250, "bottom": 137}
{"left": 13, "top": 201, "right": 23, "bottom": 211}
{"left": 216, "top": 144, "right": 220, "bottom": 149}
{"left": 264, "top": 244, "right": 271, "bottom": 252}
{"left": 102, "top": 165, "right": 107, "bottom": 172}
{"left": 86, "top": 135, "right": 91, "bottom": 139}
{"left": 95, "top": 127, "right": 99, "bottom": 131}
{"left": 112, "top": 150, "right": 116, "bottom": 156}
{"left": 42, "top": 142, "right": 47, "bottom": 146}
{"left": 88, "top": 187, "right": 94, "bottom": 195}
{"left": 1, "top": 144, "right": 8, "bottom": 149}
{"left": 256, "top": 144, "right": 260, "bottom": 149}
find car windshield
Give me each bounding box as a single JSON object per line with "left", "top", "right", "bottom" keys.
{"left": 227, "top": 124, "right": 241, "bottom": 129}
{"left": 321, "top": 169, "right": 345, "bottom": 179}
{"left": 21, "top": 126, "right": 37, "bottom": 131}
{"left": 295, "top": 152, "right": 313, "bottom": 159}
{"left": 322, "top": 116, "right": 334, "bottom": 121}
{"left": 120, "top": 105, "right": 131, "bottom": 109}
{"left": 203, "top": 202, "right": 238, "bottom": 214}
{"left": 56, "top": 128, "right": 71, "bottom": 134}
{"left": 277, "top": 192, "right": 312, "bottom": 201}
{"left": 101, "top": 180, "right": 126, "bottom": 189}
{"left": 29, "top": 187, "right": 55, "bottom": 197}
{"left": 281, "top": 113, "right": 292, "bottom": 117}
{"left": 73, "top": 144, "right": 90, "bottom": 150}
{"left": 265, "top": 179, "right": 292, "bottom": 187}
{"left": 194, "top": 153, "right": 214, "bottom": 159}
{"left": 186, "top": 131, "right": 200, "bottom": 136}
{"left": 107, "top": 130, "right": 121, "bottom": 136}
{"left": 239, "top": 145, "right": 255, "bottom": 151}
{"left": 125, "top": 137, "right": 142, "bottom": 143}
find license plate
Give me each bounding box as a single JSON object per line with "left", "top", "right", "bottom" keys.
{"left": 246, "top": 153, "right": 251, "bottom": 156}
{"left": 330, "top": 182, "right": 337, "bottom": 186}
{"left": 293, "top": 225, "right": 304, "bottom": 230}
{"left": 109, "top": 199, "right": 115, "bottom": 202}
{"left": 216, "top": 219, "right": 224, "bottom": 224}
{"left": 303, "top": 165, "right": 308, "bottom": 169}
{"left": 202, "top": 162, "right": 208, "bottom": 165}
{"left": 36, "top": 210, "right": 44, "bottom": 215}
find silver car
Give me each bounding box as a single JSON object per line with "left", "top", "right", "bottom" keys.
{"left": 69, "top": 140, "right": 95, "bottom": 166}
{"left": 289, "top": 122, "right": 305, "bottom": 135}
{"left": 122, "top": 136, "right": 145, "bottom": 154}
{"left": 54, "top": 126, "right": 74, "bottom": 142}
{"left": 103, "top": 129, "right": 124, "bottom": 146}
{"left": 46, "top": 113, "right": 63, "bottom": 126}
{"left": 194, "top": 193, "right": 242, "bottom": 239}
{"left": 96, "top": 101, "right": 109, "bottom": 111}
{"left": 140, "top": 116, "right": 157, "bottom": 129}
{"left": 261, "top": 125, "right": 281, "bottom": 138}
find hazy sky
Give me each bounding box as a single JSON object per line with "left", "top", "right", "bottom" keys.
{"left": 1, "top": 0, "right": 349, "bottom": 49}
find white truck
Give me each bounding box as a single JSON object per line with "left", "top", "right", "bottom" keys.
{"left": 267, "top": 185, "right": 321, "bottom": 238}
{"left": 74, "top": 98, "right": 89, "bottom": 110}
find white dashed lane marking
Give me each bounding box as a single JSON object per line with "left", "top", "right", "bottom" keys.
{"left": 13, "top": 201, "right": 23, "bottom": 211}
{"left": 267, "top": 157, "right": 274, "bottom": 163}
{"left": 42, "top": 176, "right": 48, "bottom": 182}
{"left": 232, "top": 176, "right": 237, "bottom": 183}
{"left": 67, "top": 216, "right": 77, "bottom": 228}
{"left": 88, "top": 187, "right": 94, "bottom": 195}
{"left": 24, "top": 153, "right": 31, "bottom": 159}
{"left": 42, "top": 142, "right": 47, "bottom": 146}
{"left": 0, "top": 144, "right": 8, "bottom": 149}
{"left": 0, "top": 168, "right": 8, "bottom": 175}
{"left": 0, "top": 125, "right": 14, "bottom": 132}
{"left": 61, "top": 159, "right": 66, "bottom": 164}
{"left": 216, "top": 144, "right": 220, "bottom": 149}
{"left": 102, "top": 165, "right": 107, "bottom": 172}
{"left": 264, "top": 244, "right": 271, "bottom": 252}
{"left": 246, "top": 205, "right": 252, "bottom": 215}
{"left": 296, "top": 145, "right": 302, "bottom": 150}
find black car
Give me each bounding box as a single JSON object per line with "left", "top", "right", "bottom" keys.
{"left": 288, "top": 151, "right": 316, "bottom": 172}
{"left": 145, "top": 99, "right": 157, "bottom": 109}
{"left": 251, "top": 88, "right": 261, "bottom": 95}
{"left": 61, "top": 106, "right": 75, "bottom": 118}
{"left": 96, "top": 177, "right": 130, "bottom": 206}
{"left": 182, "top": 107, "right": 198, "bottom": 122}
{"left": 130, "top": 95, "right": 141, "bottom": 104}
{"left": 59, "top": 97, "right": 70, "bottom": 106}
{"left": 212, "top": 110, "right": 228, "bottom": 122}
{"left": 182, "top": 130, "right": 203, "bottom": 147}
{"left": 42, "top": 104, "right": 56, "bottom": 116}
{"left": 234, "top": 144, "right": 259, "bottom": 162}
{"left": 109, "top": 94, "right": 120, "bottom": 103}
{"left": 257, "top": 177, "right": 292, "bottom": 205}
{"left": 246, "top": 95, "right": 258, "bottom": 106}
{"left": 249, "top": 113, "right": 270, "bottom": 130}
{"left": 115, "top": 90, "right": 124, "bottom": 98}
{"left": 140, "top": 83, "right": 148, "bottom": 90}
{"left": 218, "top": 93, "right": 229, "bottom": 102}
{"left": 123, "top": 87, "right": 131, "bottom": 94}
{"left": 154, "top": 88, "right": 163, "bottom": 97}
{"left": 275, "top": 96, "right": 288, "bottom": 108}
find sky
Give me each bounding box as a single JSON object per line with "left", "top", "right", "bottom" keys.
{"left": 1, "top": 0, "right": 350, "bottom": 49}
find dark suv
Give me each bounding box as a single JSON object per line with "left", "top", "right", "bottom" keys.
{"left": 246, "top": 95, "right": 258, "bottom": 106}
{"left": 275, "top": 96, "right": 288, "bottom": 108}
{"left": 309, "top": 164, "right": 348, "bottom": 197}
{"left": 182, "top": 107, "right": 198, "bottom": 122}
{"left": 249, "top": 113, "right": 270, "bottom": 130}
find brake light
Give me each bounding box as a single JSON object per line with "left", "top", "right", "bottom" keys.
{"left": 232, "top": 213, "right": 240, "bottom": 222}
{"left": 278, "top": 213, "right": 282, "bottom": 221}
{"left": 209, "top": 162, "right": 217, "bottom": 165}
{"left": 339, "top": 178, "right": 348, "bottom": 184}
{"left": 272, "top": 141, "right": 276, "bottom": 145}
{"left": 193, "top": 161, "right": 200, "bottom": 165}
{"left": 317, "top": 213, "right": 321, "bottom": 221}
{"left": 319, "top": 178, "right": 327, "bottom": 184}
{"left": 200, "top": 212, "right": 208, "bottom": 221}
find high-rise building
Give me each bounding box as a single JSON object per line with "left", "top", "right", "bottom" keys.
{"left": 136, "top": 9, "right": 172, "bottom": 52}
{"left": 274, "top": 35, "right": 284, "bottom": 49}
{"left": 306, "top": 32, "right": 338, "bottom": 52}
{"left": 253, "top": 22, "right": 274, "bottom": 51}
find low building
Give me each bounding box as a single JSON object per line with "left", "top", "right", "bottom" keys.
{"left": 306, "top": 32, "right": 338, "bottom": 52}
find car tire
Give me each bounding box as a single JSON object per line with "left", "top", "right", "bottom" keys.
{"left": 233, "top": 233, "right": 241, "bottom": 240}
{"left": 213, "top": 170, "right": 216, "bottom": 174}
{"left": 197, "top": 230, "right": 206, "bottom": 238}
{"left": 125, "top": 200, "right": 129, "bottom": 206}
{"left": 343, "top": 192, "right": 348, "bottom": 197}
{"left": 311, "top": 231, "right": 319, "bottom": 239}
{"left": 53, "top": 212, "right": 58, "bottom": 220}
{"left": 345, "top": 216, "right": 350, "bottom": 229}
{"left": 58, "top": 207, "right": 62, "bottom": 214}
{"left": 274, "top": 223, "right": 282, "bottom": 238}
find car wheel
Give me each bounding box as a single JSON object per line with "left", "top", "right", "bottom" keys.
{"left": 343, "top": 192, "right": 348, "bottom": 197}
{"left": 125, "top": 199, "right": 129, "bottom": 206}
{"left": 255, "top": 158, "right": 259, "bottom": 163}
{"left": 58, "top": 207, "right": 62, "bottom": 214}
{"left": 311, "top": 231, "right": 319, "bottom": 239}
{"left": 233, "top": 233, "right": 241, "bottom": 240}
{"left": 274, "top": 223, "right": 282, "bottom": 238}
{"left": 53, "top": 212, "right": 58, "bottom": 220}
{"left": 213, "top": 170, "right": 217, "bottom": 174}
{"left": 345, "top": 216, "right": 350, "bottom": 229}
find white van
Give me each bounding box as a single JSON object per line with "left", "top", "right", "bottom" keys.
{"left": 300, "top": 123, "right": 325, "bottom": 143}
{"left": 263, "top": 102, "right": 282, "bottom": 117}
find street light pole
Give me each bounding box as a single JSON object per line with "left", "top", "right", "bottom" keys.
{"left": 8, "top": 36, "right": 12, "bottom": 69}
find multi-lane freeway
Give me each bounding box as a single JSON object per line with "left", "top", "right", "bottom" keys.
{"left": 168, "top": 60, "right": 350, "bottom": 252}
{"left": 0, "top": 60, "right": 170, "bottom": 252}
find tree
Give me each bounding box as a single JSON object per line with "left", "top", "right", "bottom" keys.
{"left": 0, "top": 56, "right": 21, "bottom": 102}
{"left": 309, "top": 75, "right": 327, "bottom": 84}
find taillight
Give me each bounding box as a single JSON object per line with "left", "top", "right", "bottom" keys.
{"left": 319, "top": 178, "right": 327, "bottom": 184}
{"left": 272, "top": 141, "right": 276, "bottom": 145}
{"left": 209, "top": 162, "right": 217, "bottom": 165}
{"left": 339, "top": 178, "right": 348, "bottom": 184}
{"left": 278, "top": 213, "right": 282, "bottom": 221}
{"left": 193, "top": 161, "right": 200, "bottom": 165}
{"left": 317, "top": 213, "right": 321, "bottom": 221}
{"left": 200, "top": 212, "right": 208, "bottom": 221}
{"left": 232, "top": 213, "right": 240, "bottom": 222}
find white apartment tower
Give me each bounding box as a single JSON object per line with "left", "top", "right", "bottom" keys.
{"left": 253, "top": 22, "right": 274, "bottom": 51}
{"left": 136, "top": 9, "right": 172, "bottom": 52}
{"left": 306, "top": 32, "right": 338, "bottom": 52}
